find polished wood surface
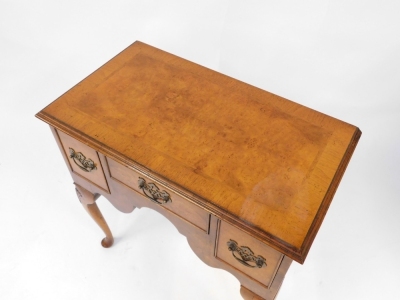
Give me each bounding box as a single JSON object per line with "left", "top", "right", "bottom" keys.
{"left": 36, "top": 41, "right": 360, "bottom": 299}
{"left": 36, "top": 41, "right": 361, "bottom": 263}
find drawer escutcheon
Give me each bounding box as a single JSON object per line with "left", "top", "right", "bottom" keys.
{"left": 227, "top": 239, "right": 267, "bottom": 269}
{"left": 138, "top": 177, "right": 172, "bottom": 205}
{"left": 69, "top": 148, "right": 97, "bottom": 172}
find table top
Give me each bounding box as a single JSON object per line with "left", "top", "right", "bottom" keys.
{"left": 36, "top": 41, "right": 361, "bottom": 263}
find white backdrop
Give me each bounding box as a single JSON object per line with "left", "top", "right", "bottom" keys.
{"left": 1, "top": 1, "right": 400, "bottom": 299}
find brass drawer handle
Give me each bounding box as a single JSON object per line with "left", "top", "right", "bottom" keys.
{"left": 69, "top": 148, "right": 97, "bottom": 172}
{"left": 138, "top": 177, "right": 172, "bottom": 205}
{"left": 227, "top": 240, "right": 267, "bottom": 268}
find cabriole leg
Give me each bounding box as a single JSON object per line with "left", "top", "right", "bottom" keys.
{"left": 74, "top": 183, "right": 114, "bottom": 248}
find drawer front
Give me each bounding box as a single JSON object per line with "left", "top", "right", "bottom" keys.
{"left": 57, "top": 130, "right": 109, "bottom": 192}
{"left": 216, "top": 221, "right": 283, "bottom": 288}
{"left": 107, "top": 157, "right": 209, "bottom": 233}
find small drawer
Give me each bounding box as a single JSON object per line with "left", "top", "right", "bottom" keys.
{"left": 106, "top": 157, "right": 210, "bottom": 233}
{"left": 57, "top": 130, "right": 109, "bottom": 192}
{"left": 216, "top": 221, "right": 283, "bottom": 288}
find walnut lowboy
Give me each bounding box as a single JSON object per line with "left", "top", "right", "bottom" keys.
{"left": 36, "top": 41, "right": 361, "bottom": 299}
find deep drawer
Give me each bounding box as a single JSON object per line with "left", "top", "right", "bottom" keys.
{"left": 216, "top": 221, "right": 284, "bottom": 288}
{"left": 106, "top": 157, "right": 210, "bottom": 233}
{"left": 56, "top": 130, "right": 109, "bottom": 192}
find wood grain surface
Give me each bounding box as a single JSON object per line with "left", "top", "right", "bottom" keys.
{"left": 36, "top": 41, "right": 361, "bottom": 263}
